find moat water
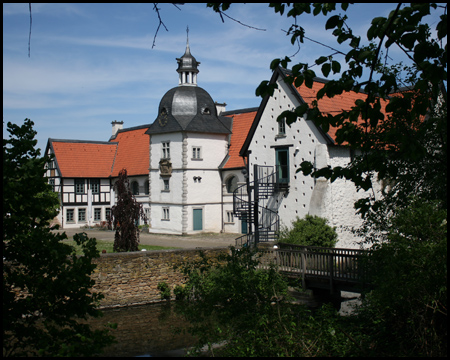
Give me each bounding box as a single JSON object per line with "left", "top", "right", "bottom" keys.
{"left": 88, "top": 302, "right": 196, "bottom": 357}
{"left": 89, "top": 291, "right": 361, "bottom": 357}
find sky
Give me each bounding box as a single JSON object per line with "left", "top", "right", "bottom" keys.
{"left": 3, "top": 3, "right": 445, "bottom": 152}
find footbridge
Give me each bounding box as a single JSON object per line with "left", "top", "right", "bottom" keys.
{"left": 257, "top": 243, "right": 372, "bottom": 294}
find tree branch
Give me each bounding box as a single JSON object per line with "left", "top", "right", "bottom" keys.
{"left": 152, "top": 3, "right": 170, "bottom": 49}
{"left": 215, "top": 9, "right": 266, "bottom": 31}
{"left": 362, "top": 3, "right": 402, "bottom": 204}
{"left": 28, "top": 3, "right": 32, "bottom": 57}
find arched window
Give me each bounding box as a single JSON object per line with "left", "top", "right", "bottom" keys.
{"left": 131, "top": 181, "right": 139, "bottom": 195}
{"left": 226, "top": 175, "right": 238, "bottom": 194}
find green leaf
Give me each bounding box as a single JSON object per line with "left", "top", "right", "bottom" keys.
{"left": 256, "top": 80, "right": 278, "bottom": 97}
{"left": 315, "top": 56, "right": 329, "bottom": 65}
{"left": 321, "top": 63, "right": 331, "bottom": 77}
{"left": 280, "top": 56, "right": 292, "bottom": 68}
{"left": 270, "top": 58, "right": 281, "bottom": 70}
{"left": 400, "top": 33, "right": 417, "bottom": 50}
{"left": 436, "top": 14, "right": 447, "bottom": 40}
{"left": 294, "top": 75, "right": 304, "bottom": 87}
{"left": 325, "top": 15, "right": 340, "bottom": 30}
{"left": 349, "top": 36, "right": 360, "bottom": 48}
{"left": 304, "top": 69, "right": 316, "bottom": 88}
{"left": 331, "top": 61, "right": 341, "bottom": 74}
{"left": 321, "top": 121, "right": 330, "bottom": 133}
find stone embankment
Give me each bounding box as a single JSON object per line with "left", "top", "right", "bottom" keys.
{"left": 92, "top": 248, "right": 228, "bottom": 308}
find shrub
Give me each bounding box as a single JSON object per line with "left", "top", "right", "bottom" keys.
{"left": 157, "top": 282, "right": 171, "bottom": 300}
{"left": 356, "top": 200, "right": 447, "bottom": 356}
{"left": 278, "top": 215, "right": 338, "bottom": 247}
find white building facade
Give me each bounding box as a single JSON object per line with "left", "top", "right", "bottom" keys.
{"left": 145, "top": 41, "right": 249, "bottom": 235}
{"left": 240, "top": 67, "right": 383, "bottom": 248}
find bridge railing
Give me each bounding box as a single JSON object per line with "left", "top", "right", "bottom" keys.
{"left": 256, "top": 244, "right": 372, "bottom": 292}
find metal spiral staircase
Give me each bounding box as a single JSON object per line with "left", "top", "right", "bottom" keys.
{"left": 233, "top": 165, "right": 282, "bottom": 248}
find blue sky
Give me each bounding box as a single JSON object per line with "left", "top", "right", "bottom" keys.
{"left": 3, "top": 3, "right": 444, "bottom": 152}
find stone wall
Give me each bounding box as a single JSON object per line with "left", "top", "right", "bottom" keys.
{"left": 91, "top": 247, "right": 228, "bottom": 308}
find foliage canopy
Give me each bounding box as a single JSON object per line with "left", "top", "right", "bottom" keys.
{"left": 3, "top": 119, "right": 114, "bottom": 356}
{"left": 174, "top": 247, "right": 360, "bottom": 356}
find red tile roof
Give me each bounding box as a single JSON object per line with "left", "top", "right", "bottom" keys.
{"left": 240, "top": 68, "right": 396, "bottom": 156}
{"left": 50, "top": 126, "right": 150, "bottom": 178}
{"left": 51, "top": 141, "right": 117, "bottom": 178}
{"left": 222, "top": 110, "right": 257, "bottom": 169}
{"left": 294, "top": 80, "right": 389, "bottom": 143}
{"left": 109, "top": 127, "right": 150, "bottom": 176}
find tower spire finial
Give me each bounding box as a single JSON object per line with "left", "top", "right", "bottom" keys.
{"left": 176, "top": 26, "right": 199, "bottom": 86}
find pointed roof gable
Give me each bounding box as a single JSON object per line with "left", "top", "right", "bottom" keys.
{"left": 109, "top": 125, "right": 150, "bottom": 176}
{"left": 240, "top": 67, "right": 390, "bottom": 156}
{"left": 220, "top": 108, "right": 258, "bottom": 169}
{"left": 48, "top": 139, "right": 118, "bottom": 178}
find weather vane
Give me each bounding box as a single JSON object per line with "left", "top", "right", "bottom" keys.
{"left": 186, "top": 26, "right": 189, "bottom": 44}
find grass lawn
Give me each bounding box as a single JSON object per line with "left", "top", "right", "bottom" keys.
{"left": 62, "top": 239, "right": 180, "bottom": 255}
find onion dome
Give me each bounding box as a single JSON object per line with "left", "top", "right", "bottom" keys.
{"left": 146, "top": 36, "right": 231, "bottom": 135}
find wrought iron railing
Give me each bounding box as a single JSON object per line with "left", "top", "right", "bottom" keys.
{"left": 233, "top": 165, "right": 281, "bottom": 247}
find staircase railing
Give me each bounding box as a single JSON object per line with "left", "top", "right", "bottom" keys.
{"left": 233, "top": 165, "right": 280, "bottom": 247}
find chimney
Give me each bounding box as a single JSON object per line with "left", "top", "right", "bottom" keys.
{"left": 111, "top": 121, "right": 124, "bottom": 136}
{"left": 215, "top": 102, "right": 227, "bottom": 115}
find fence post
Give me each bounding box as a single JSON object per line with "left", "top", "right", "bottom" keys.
{"left": 329, "top": 252, "right": 334, "bottom": 294}
{"left": 301, "top": 251, "right": 306, "bottom": 290}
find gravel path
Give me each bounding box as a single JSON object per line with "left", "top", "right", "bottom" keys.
{"left": 53, "top": 228, "right": 239, "bottom": 249}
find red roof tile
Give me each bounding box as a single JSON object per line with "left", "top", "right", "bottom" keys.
{"left": 295, "top": 80, "right": 389, "bottom": 143}
{"left": 223, "top": 110, "right": 256, "bottom": 169}
{"left": 51, "top": 141, "right": 117, "bottom": 178}
{"left": 109, "top": 127, "right": 150, "bottom": 176}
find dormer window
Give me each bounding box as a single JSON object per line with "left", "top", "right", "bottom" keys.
{"left": 202, "top": 107, "right": 211, "bottom": 115}
{"left": 159, "top": 108, "right": 169, "bottom": 127}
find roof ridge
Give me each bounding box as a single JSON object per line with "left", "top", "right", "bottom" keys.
{"left": 49, "top": 138, "right": 118, "bottom": 145}
{"left": 221, "top": 107, "right": 259, "bottom": 116}
{"left": 109, "top": 124, "right": 152, "bottom": 141}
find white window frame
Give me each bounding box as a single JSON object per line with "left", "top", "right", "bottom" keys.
{"left": 78, "top": 208, "right": 86, "bottom": 222}
{"left": 75, "top": 179, "right": 85, "bottom": 194}
{"left": 131, "top": 180, "right": 139, "bottom": 195}
{"left": 90, "top": 179, "right": 100, "bottom": 194}
{"left": 162, "top": 207, "right": 170, "bottom": 221}
{"left": 278, "top": 118, "right": 286, "bottom": 136}
{"left": 226, "top": 211, "right": 234, "bottom": 224}
{"left": 94, "top": 208, "right": 101, "bottom": 221}
{"left": 192, "top": 146, "right": 202, "bottom": 160}
{"left": 162, "top": 178, "right": 170, "bottom": 192}
{"left": 66, "top": 208, "right": 74, "bottom": 223}
{"left": 162, "top": 142, "right": 170, "bottom": 159}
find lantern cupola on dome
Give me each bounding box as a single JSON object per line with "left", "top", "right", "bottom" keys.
{"left": 176, "top": 27, "right": 200, "bottom": 86}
